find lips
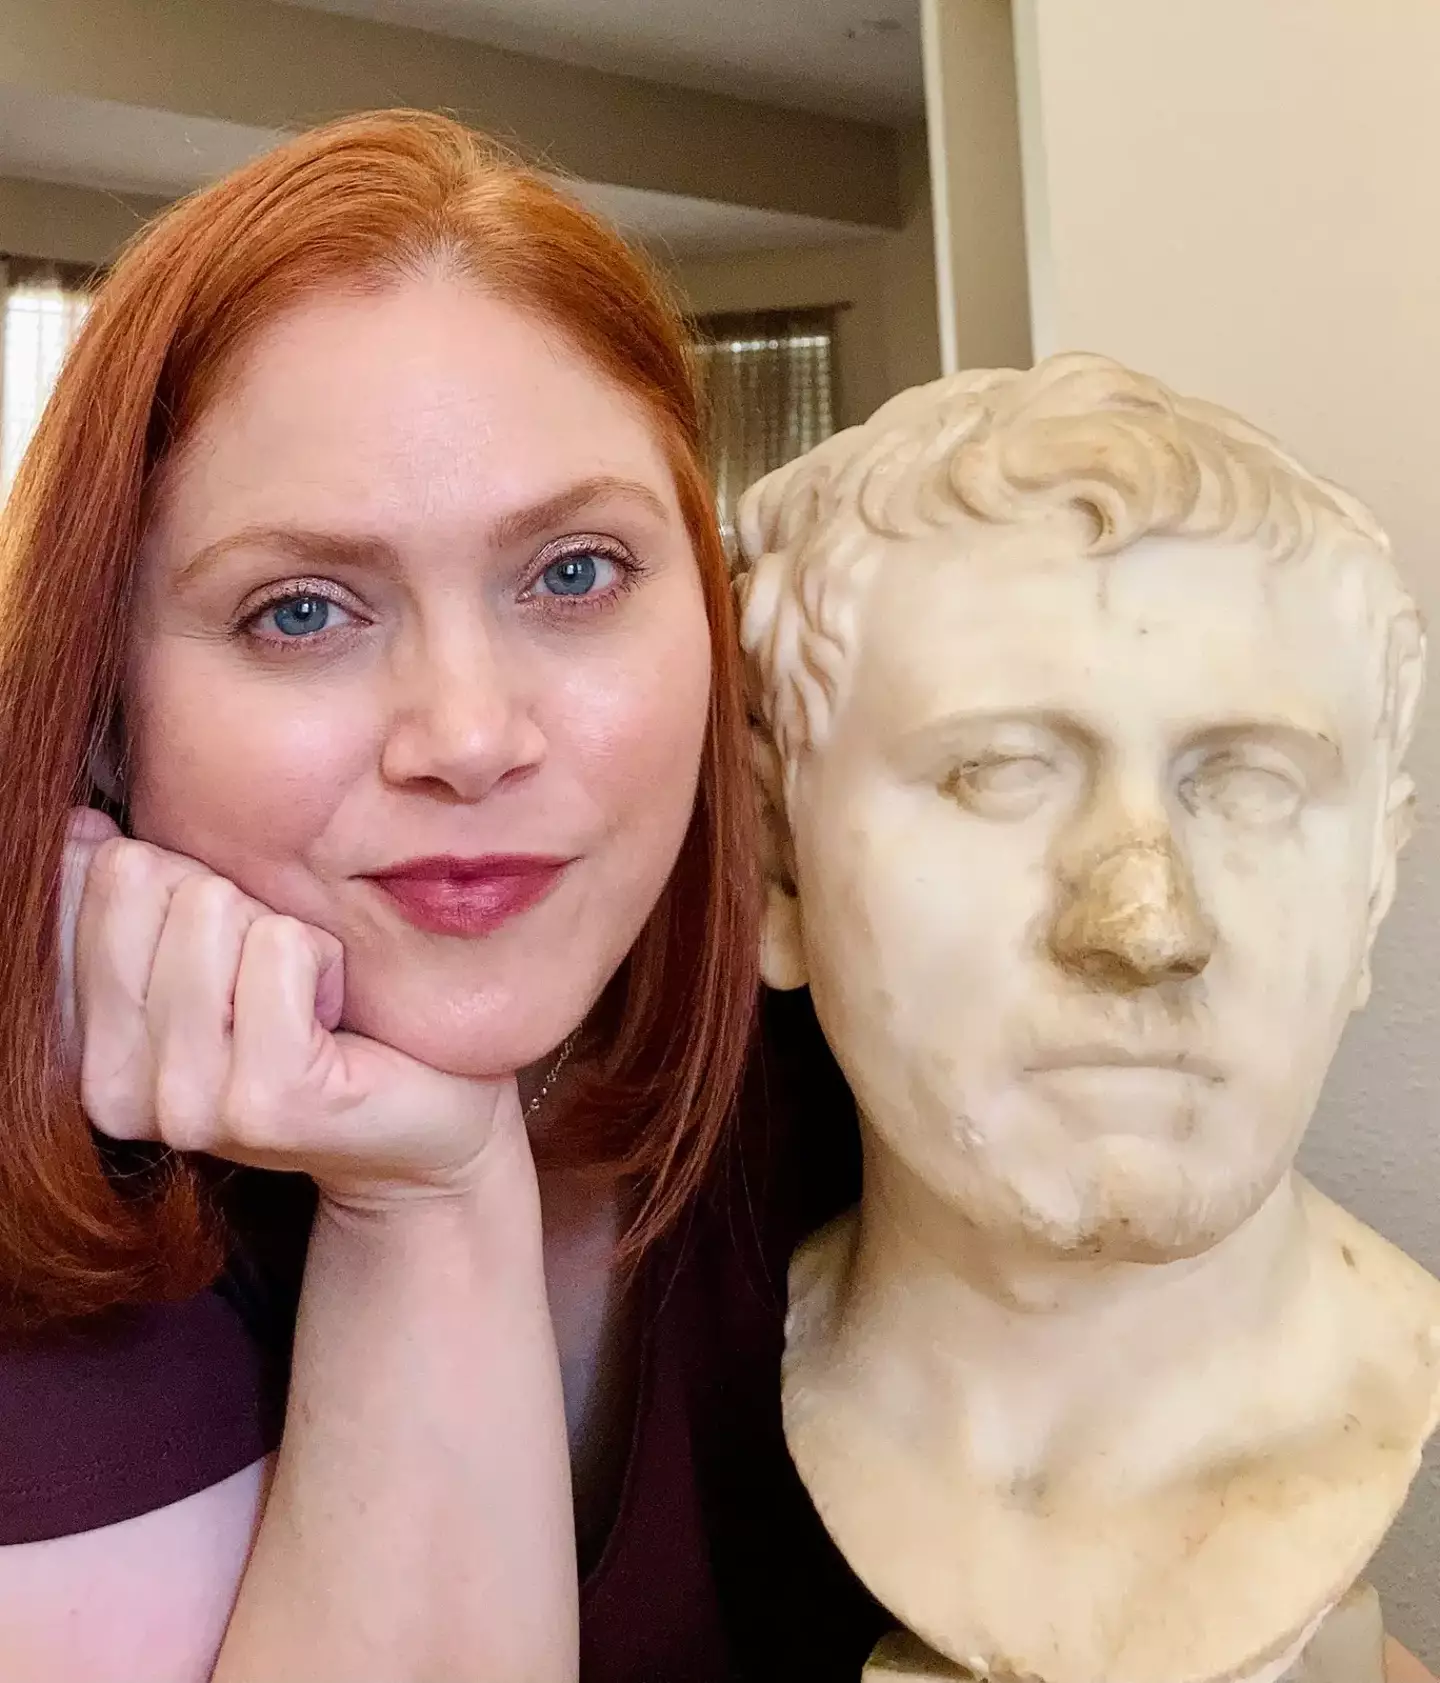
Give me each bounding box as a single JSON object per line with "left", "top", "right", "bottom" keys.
{"left": 1029, "top": 1046, "right": 1222, "bottom": 1081}
{"left": 366, "top": 855, "right": 570, "bottom": 937}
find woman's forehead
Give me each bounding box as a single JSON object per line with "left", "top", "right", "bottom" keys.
{"left": 150, "top": 277, "right": 677, "bottom": 546}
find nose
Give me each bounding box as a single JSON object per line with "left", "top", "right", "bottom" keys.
{"left": 379, "top": 629, "right": 546, "bottom": 801}
{"left": 1049, "top": 834, "right": 1215, "bottom": 993}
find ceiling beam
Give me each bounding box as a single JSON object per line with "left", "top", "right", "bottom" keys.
{"left": 0, "top": 0, "right": 902, "bottom": 228}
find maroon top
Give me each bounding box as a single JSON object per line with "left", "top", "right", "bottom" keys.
{"left": 0, "top": 991, "right": 888, "bottom": 1680}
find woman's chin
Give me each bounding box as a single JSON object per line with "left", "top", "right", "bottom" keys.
{"left": 336, "top": 992, "right": 573, "bottom": 1082}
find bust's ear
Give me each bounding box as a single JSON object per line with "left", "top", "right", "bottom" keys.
{"left": 762, "top": 885, "right": 808, "bottom": 991}
{"left": 752, "top": 727, "right": 808, "bottom": 990}
{"left": 1356, "top": 608, "right": 1426, "bottom": 1009}
{"left": 1356, "top": 767, "right": 1417, "bottom": 1009}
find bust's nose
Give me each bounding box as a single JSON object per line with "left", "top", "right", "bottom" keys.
{"left": 1048, "top": 836, "right": 1215, "bottom": 993}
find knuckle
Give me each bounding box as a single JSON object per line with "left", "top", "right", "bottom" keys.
{"left": 152, "top": 1100, "right": 209, "bottom": 1153}
{"left": 168, "top": 871, "right": 256, "bottom": 933}
{"left": 261, "top": 912, "right": 306, "bottom": 942}
{"left": 88, "top": 836, "right": 157, "bottom": 900}
{"left": 152, "top": 1063, "right": 214, "bottom": 1148}
{"left": 248, "top": 912, "right": 308, "bottom": 957}
{"left": 220, "top": 1072, "right": 285, "bottom": 1148}
{"left": 79, "top": 1060, "right": 147, "bottom": 1140}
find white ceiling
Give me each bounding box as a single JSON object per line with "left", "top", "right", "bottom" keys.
{"left": 570, "top": 180, "right": 883, "bottom": 260}
{"left": 0, "top": 84, "right": 881, "bottom": 259}
{"left": 281, "top": 0, "right": 924, "bottom": 122}
{"left": 0, "top": 86, "right": 278, "bottom": 200}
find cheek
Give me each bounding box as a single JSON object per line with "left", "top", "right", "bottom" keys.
{"left": 1200, "top": 827, "right": 1371, "bottom": 1007}
{"left": 858, "top": 814, "right": 1045, "bottom": 1012}
{"left": 551, "top": 602, "right": 712, "bottom": 839}
{"left": 124, "top": 642, "right": 368, "bottom": 872}
{"left": 798, "top": 789, "right": 1001, "bottom": 1047}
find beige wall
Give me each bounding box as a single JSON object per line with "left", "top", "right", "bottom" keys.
{"left": 0, "top": 0, "right": 899, "bottom": 228}
{"left": 921, "top": 0, "right": 1031, "bottom": 372}
{"left": 672, "top": 125, "right": 940, "bottom": 429}
{"left": 0, "top": 161, "right": 937, "bottom": 428}
{"left": 0, "top": 175, "right": 168, "bottom": 268}
{"left": 1015, "top": 0, "right": 1440, "bottom": 1660}
{"left": 0, "top": 144, "right": 938, "bottom": 429}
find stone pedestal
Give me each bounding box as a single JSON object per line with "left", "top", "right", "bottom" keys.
{"left": 860, "top": 1583, "right": 1385, "bottom": 1683}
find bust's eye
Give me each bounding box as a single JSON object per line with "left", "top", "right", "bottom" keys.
{"left": 942, "top": 754, "right": 1056, "bottom": 820}
{"left": 1179, "top": 757, "right": 1304, "bottom": 826}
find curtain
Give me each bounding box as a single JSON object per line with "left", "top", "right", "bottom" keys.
{"left": 1, "top": 257, "right": 96, "bottom": 495}
{"left": 692, "top": 307, "right": 837, "bottom": 552}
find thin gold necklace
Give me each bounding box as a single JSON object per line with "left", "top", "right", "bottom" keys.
{"left": 524, "top": 1031, "right": 580, "bottom": 1119}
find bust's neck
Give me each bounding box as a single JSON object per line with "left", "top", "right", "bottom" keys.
{"left": 783, "top": 1136, "right": 1440, "bottom": 1683}
{"left": 816, "top": 1140, "right": 1308, "bottom": 1492}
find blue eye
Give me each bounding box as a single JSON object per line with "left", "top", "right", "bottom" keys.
{"left": 265, "top": 594, "right": 344, "bottom": 637}
{"left": 534, "top": 551, "right": 617, "bottom": 598}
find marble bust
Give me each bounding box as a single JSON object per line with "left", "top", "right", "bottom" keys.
{"left": 733, "top": 354, "right": 1440, "bottom": 1683}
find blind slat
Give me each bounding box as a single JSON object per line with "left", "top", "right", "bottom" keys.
{"left": 1, "top": 277, "right": 91, "bottom": 494}
{"left": 692, "top": 309, "right": 836, "bottom": 553}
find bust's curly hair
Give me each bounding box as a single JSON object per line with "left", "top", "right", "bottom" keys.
{"left": 734, "top": 352, "right": 1415, "bottom": 783}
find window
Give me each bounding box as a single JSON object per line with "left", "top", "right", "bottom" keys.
{"left": 692, "top": 306, "right": 838, "bottom": 552}
{"left": 1, "top": 258, "right": 95, "bottom": 495}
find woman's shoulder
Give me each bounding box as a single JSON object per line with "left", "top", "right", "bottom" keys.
{"left": 621, "top": 989, "right": 886, "bottom": 1679}
{"left": 0, "top": 1284, "right": 278, "bottom": 1545}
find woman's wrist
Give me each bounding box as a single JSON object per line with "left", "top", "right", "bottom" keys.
{"left": 312, "top": 1101, "right": 540, "bottom": 1220}
{"left": 311, "top": 1122, "right": 544, "bottom": 1264}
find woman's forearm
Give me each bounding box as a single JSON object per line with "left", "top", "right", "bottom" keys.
{"left": 1388, "top": 1639, "right": 1438, "bottom": 1683}
{"left": 214, "top": 1149, "right": 577, "bottom": 1683}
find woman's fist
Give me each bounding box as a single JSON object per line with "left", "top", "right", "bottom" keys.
{"left": 63, "top": 810, "right": 526, "bottom": 1207}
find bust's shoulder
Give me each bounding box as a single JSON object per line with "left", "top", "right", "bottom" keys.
{"left": 1297, "top": 1178, "right": 1440, "bottom": 1433}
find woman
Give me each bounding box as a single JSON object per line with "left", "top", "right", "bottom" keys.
{"left": 0, "top": 110, "right": 883, "bottom": 1680}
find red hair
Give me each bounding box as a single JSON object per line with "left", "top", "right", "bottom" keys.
{"left": 0, "top": 111, "right": 759, "bottom": 1327}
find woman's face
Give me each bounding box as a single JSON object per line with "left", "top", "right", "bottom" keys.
{"left": 126, "top": 273, "right": 712, "bottom": 1079}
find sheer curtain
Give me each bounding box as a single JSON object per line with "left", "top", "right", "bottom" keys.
{"left": 692, "top": 307, "right": 838, "bottom": 552}
{"left": 1, "top": 257, "right": 95, "bottom": 495}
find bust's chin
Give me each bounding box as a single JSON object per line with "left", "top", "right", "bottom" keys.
{"left": 941, "top": 1135, "right": 1287, "bottom": 1264}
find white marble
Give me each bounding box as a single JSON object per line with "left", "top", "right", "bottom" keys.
{"left": 860, "top": 1583, "right": 1382, "bottom": 1682}
{"left": 735, "top": 355, "right": 1440, "bottom": 1683}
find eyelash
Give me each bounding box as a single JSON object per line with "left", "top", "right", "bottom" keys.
{"left": 235, "top": 537, "right": 648, "bottom": 650}
{"left": 236, "top": 578, "right": 361, "bottom": 650}
{"left": 521, "top": 535, "right": 648, "bottom": 617}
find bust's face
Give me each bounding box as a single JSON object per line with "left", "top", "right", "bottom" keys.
{"left": 786, "top": 520, "right": 1395, "bottom": 1259}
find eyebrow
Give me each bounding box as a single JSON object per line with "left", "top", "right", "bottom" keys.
{"left": 175, "top": 474, "right": 673, "bottom": 585}
{"left": 892, "top": 708, "right": 1345, "bottom": 776}
{"left": 487, "top": 475, "right": 671, "bottom": 549}
{"left": 1184, "top": 717, "right": 1345, "bottom": 776}
{"left": 176, "top": 524, "right": 395, "bottom": 587}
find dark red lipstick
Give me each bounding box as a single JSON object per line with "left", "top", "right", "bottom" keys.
{"left": 367, "top": 854, "right": 569, "bottom": 936}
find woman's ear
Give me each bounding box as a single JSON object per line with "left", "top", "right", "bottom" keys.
{"left": 752, "top": 727, "right": 808, "bottom": 991}
{"left": 86, "top": 711, "right": 125, "bottom": 805}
